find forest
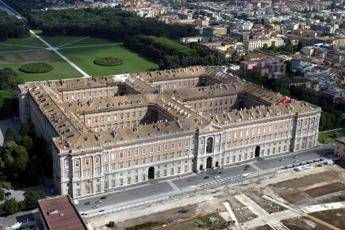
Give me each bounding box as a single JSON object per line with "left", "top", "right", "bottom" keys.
{"left": 0, "top": 12, "right": 29, "bottom": 41}
{"left": 28, "top": 8, "right": 196, "bottom": 41}
{"left": 124, "top": 35, "right": 227, "bottom": 69}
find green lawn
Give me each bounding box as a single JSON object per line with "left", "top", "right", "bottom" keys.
{"left": 0, "top": 35, "right": 158, "bottom": 81}
{"left": 0, "top": 35, "right": 46, "bottom": 53}
{"left": 318, "top": 129, "right": 345, "bottom": 144}
{"left": 60, "top": 44, "right": 158, "bottom": 76}
{"left": 0, "top": 49, "right": 82, "bottom": 82}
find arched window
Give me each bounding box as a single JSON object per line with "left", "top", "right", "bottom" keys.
{"left": 206, "top": 137, "right": 214, "bottom": 153}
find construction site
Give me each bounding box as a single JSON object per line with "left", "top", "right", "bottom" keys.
{"left": 88, "top": 161, "right": 345, "bottom": 230}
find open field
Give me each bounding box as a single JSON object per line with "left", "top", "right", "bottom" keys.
{"left": 318, "top": 129, "right": 345, "bottom": 144}
{"left": 0, "top": 35, "right": 158, "bottom": 82}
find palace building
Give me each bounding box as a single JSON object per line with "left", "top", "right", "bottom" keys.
{"left": 18, "top": 66, "right": 321, "bottom": 198}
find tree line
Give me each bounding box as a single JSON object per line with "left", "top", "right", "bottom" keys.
{"left": 0, "top": 68, "right": 23, "bottom": 119}
{"left": 0, "top": 12, "right": 29, "bottom": 41}
{"left": 124, "top": 35, "right": 227, "bottom": 69}
{"left": 0, "top": 123, "right": 52, "bottom": 189}
{"left": 28, "top": 8, "right": 196, "bottom": 41}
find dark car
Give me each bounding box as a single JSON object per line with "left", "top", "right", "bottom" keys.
{"left": 84, "top": 201, "right": 90, "bottom": 205}
{"left": 203, "top": 176, "right": 209, "bottom": 179}
{"left": 243, "top": 165, "right": 250, "bottom": 171}
{"left": 100, "top": 196, "right": 107, "bottom": 200}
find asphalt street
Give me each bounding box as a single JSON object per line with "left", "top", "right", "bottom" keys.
{"left": 76, "top": 145, "right": 334, "bottom": 217}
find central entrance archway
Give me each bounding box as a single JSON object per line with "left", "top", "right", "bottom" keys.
{"left": 148, "top": 167, "right": 155, "bottom": 179}
{"left": 255, "top": 146, "right": 260, "bottom": 158}
{"left": 206, "top": 157, "right": 213, "bottom": 169}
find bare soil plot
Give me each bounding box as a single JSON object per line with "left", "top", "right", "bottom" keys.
{"left": 311, "top": 209, "right": 345, "bottom": 229}
{"left": 317, "top": 191, "right": 345, "bottom": 203}
{"left": 280, "top": 192, "right": 309, "bottom": 205}
{"left": 245, "top": 190, "right": 286, "bottom": 213}
{"left": 117, "top": 205, "right": 197, "bottom": 229}
{"left": 282, "top": 217, "right": 329, "bottom": 230}
{"left": 253, "top": 225, "right": 273, "bottom": 230}
{"left": 164, "top": 213, "right": 230, "bottom": 230}
{"left": 227, "top": 196, "right": 257, "bottom": 223}
{"left": 272, "top": 171, "right": 338, "bottom": 191}
{"left": 304, "top": 182, "right": 345, "bottom": 198}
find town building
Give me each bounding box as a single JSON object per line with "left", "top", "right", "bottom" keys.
{"left": 18, "top": 66, "right": 321, "bottom": 198}
{"left": 246, "top": 37, "right": 284, "bottom": 50}
{"left": 37, "top": 195, "right": 87, "bottom": 230}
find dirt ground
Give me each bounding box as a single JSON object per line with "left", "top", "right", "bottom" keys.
{"left": 253, "top": 225, "right": 273, "bottom": 230}
{"left": 245, "top": 189, "right": 286, "bottom": 214}
{"left": 305, "top": 182, "right": 345, "bottom": 198}
{"left": 99, "top": 166, "right": 345, "bottom": 230}
{"left": 282, "top": 217, "right": 329, "bottom": 230}
{"left": 311, "top": 209, "right": 345, "bottom": 229}
{"left": 270, "top": 168, "right": 345, "bottom": 206}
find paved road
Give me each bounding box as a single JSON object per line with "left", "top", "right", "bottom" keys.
{"left": 76, "top": 145, "right": 334, "bottom": 217}
{"left": 29, "top": 30, "right": 90, "bottom": 77}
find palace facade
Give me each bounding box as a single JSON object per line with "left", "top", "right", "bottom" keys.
{"left": 18, "top": 66, "right": 321, "bottom": 198}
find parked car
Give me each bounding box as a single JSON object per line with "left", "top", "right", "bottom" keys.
{"left": 243, "top": 165, "right": 250, "bottom": 171}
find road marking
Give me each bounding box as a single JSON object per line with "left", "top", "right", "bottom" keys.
{"left": 167, "top": 180, "right": 181, "bottom": 192}
{"left": 29, "top": 30, "right": 90, "bottom": 77}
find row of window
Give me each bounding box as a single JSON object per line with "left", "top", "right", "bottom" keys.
{"left": 65, "top": 87, "right": 117, "bottom": 101}
{"left": 73, "top": 164, "right": 189, "bottom": 196}
{"left": 86, "top": 109, "right": 146, "bottom": 126}
{"left": 73, "top": 152, "right": 190, "bottom": 178}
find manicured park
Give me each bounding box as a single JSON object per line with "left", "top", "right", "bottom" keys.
{"left": 0, "top": 35, "right": 158, "bottom": 82}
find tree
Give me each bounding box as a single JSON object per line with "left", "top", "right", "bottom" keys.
{"left": 2, "top": 198, "right": 20, "bottom": 215}
{"left": 3, "top": 142, "right": 29, "bottom": 176}
{"left": 4, "top": 128, "right": 15, "bottom": 144}
{"left": 23, "top": 191, "right": 45, "bottom": 210}
{"left": 0, "top": 188, "right": 4, "bottom": 201}
{"left": 18, "top": 135, "right": 33, "bottom": 150}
